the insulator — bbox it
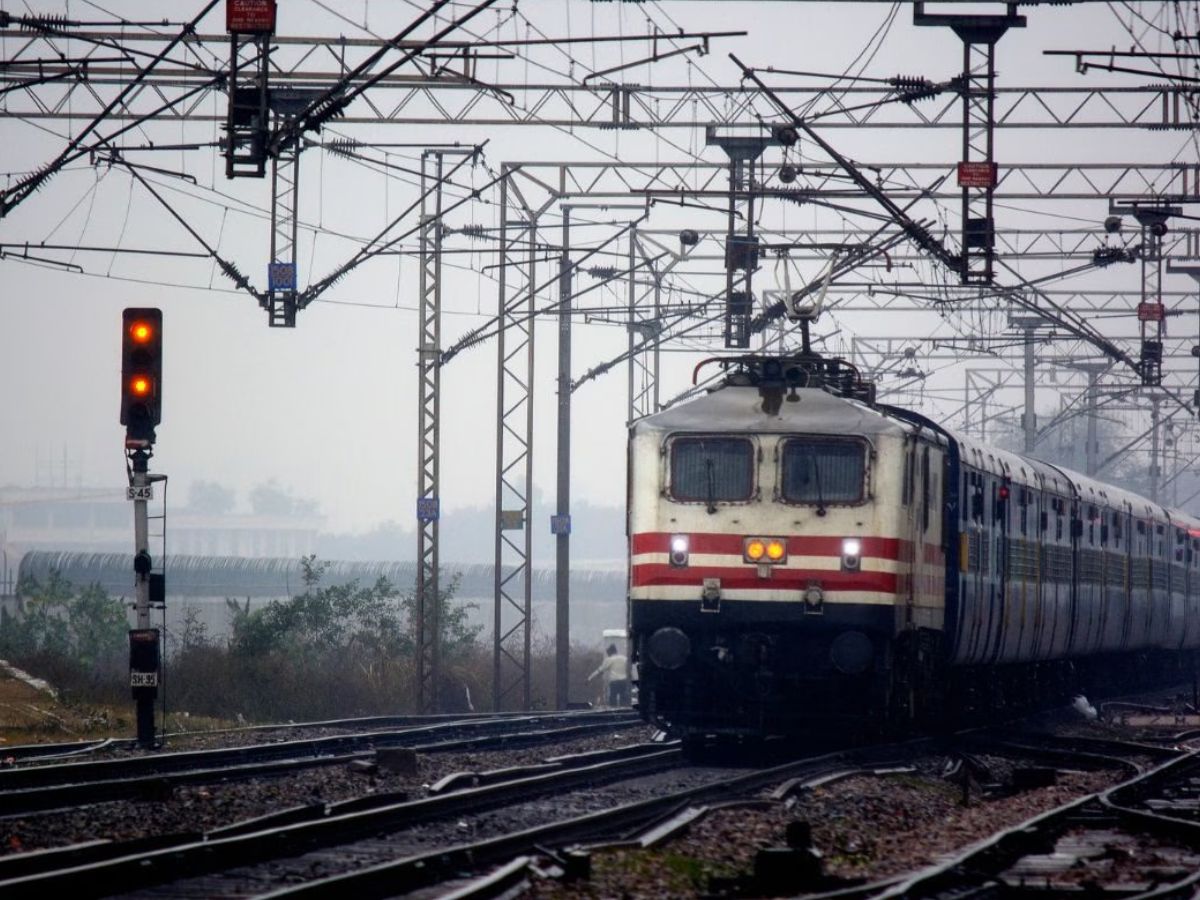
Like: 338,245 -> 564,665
459,224 -> 488,240
587,266 -> 620,280
21,13 -> 68,31
326,137 -> 361,158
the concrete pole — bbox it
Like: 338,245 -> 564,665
1149,397 -> 1161,504
1085,368 -> 1099,477
555,209 -> 572,709
1023,324 -> 1036,454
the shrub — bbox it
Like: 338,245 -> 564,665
0,571 -> 129,704
167,556 -> 484,721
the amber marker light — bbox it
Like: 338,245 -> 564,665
744,538 -> 766,562
766,539 -> 786,562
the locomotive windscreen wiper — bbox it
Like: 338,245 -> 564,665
811,455 -> 827,517
705,458 -> 717,515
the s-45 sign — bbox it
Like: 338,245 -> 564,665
126,485 -> 154,501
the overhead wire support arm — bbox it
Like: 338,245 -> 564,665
116,160 -> 263,303
297,146 -> 492,310
583,38 -> 711,85
441,211 -> 651,366
267,0 -> 497,156
730,53 -> 960,272
0,0 -> 222,218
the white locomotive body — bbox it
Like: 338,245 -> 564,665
627,362 -> 1200,738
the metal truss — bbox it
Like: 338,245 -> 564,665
493,170 -> 552,711
627,231 -> 690,422
267,137 -> 299,327
2,45 -> 1194,131
416,149 -> 463,715
822,286 -> 1198,313
959,40 -> 999,283
630,224 -> 1197,261
501,161 -> 1200,203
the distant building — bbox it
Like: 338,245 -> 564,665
0,485 -> 323,565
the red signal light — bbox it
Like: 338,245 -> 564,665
998,485 -> 1010,501
130,321 -> 154,343
130,376 -> 153,397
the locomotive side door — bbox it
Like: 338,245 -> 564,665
898,434 -> 919,630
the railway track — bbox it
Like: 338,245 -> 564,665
0,710 -> 639,816
0,709 -> 621,765
843,748 -> 1200,898
0,739 -> 685,897
4,711 -> 1191,897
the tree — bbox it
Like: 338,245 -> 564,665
187,480 -> 236,514
0,571 -> 128,700
249,479 -> 319,516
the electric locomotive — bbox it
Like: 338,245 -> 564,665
627,354 -> 1200,739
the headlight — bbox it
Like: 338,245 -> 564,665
842,537 -> 862,571
669,534 -> 689,567
745,538 -> 766,561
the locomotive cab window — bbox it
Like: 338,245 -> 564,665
780,437 -> 867,505
668,436 -> 755,503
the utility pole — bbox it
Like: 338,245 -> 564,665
1011,316 -> 1046,454
1166,262 -> 1200,417
554,207 -> 573,710
1056,360 -> 1110,476
1149,396 -> 1162,504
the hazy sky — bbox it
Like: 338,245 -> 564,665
2,1 -> 1195,543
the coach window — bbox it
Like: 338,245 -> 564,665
781,437 -> 867,505
669,436 -> 755,503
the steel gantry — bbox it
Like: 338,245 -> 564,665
3,52 -> 1196,132
493,170 -> 553,711
415,148 -> 481,714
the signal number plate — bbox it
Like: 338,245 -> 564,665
130,671 -> 158,688
126,485 -> 154,501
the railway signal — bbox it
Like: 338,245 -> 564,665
121,308 -> 163,443
121,307 -> 165,749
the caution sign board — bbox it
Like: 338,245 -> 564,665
1137,302 -> 1165,322
957,161 -> 998,189
227,0 -> 277,34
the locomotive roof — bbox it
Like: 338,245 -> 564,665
636,383 -> 1200,532
633,385 -> 909,438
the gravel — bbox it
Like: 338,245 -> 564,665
0,726 -> 657,855
523,763 -> 1123,898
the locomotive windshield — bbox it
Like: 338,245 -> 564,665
669,437 -> 754,502
781,438 -> 866,504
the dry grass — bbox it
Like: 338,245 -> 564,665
0,672 -> 124,746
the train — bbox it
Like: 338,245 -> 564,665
626,354 -> 1200,740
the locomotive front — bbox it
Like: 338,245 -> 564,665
628,382 -> 919,738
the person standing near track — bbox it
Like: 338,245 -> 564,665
588,643 -> 629,707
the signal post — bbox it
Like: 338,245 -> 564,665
121,308 -> 164,749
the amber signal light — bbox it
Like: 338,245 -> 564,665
121,307 -> 163,441
744,537 -> 787,564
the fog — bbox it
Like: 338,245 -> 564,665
1,0 -> 1193,567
